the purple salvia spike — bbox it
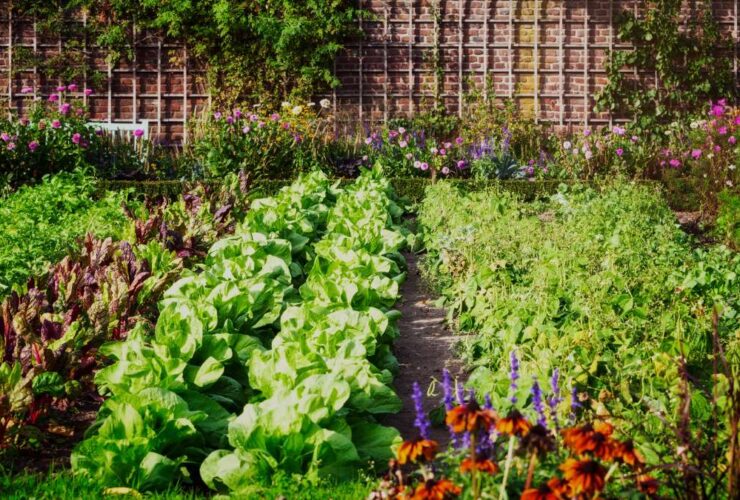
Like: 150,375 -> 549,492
442,369 -> 455,411
412,381 -> 432,440
531,380 -> 547,429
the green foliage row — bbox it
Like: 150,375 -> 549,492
418,181 -> 739,495
0,170 -> 131,297
71,168 -> 408,493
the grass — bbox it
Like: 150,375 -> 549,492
0,468 -> 374,499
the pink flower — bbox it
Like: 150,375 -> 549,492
243,126 -> 251,134
612,125 -> 626,136
399,140 -> 408,148
52,120 -> 61,129
28,140 -> 39,152
21,86 -> 33,94
67,84 -> 78,92
1,133 -> 9,142
257,121 -> 265,128
718,126 -> 728,135
365,137 -> 373,145
457,160 -> 466,169
213,111 -> 222,120
389,130 -> 399,139
71,133 -> 81,144
282,122 -> 291,130
60,103 -> 71,115
270,113 -> 280,121
420,162 -> 429,171
630,135 -> 639,143
583,129 -> 591,137
691,149 -> 702,159
439,148 -> 447,156
293,134 -> 302,143
226,116 -> 234,125
615,148 -> 624,157
714,145 -> 722,152
441,166 -> 450,175
455,136 -> 464,145
405,153 -> 413,160
234,109 -> 242,119
133,129 -> 144,138
56,85 -> 66,92
48,94 -> 59,102
730,136 -> 737,145
6,142 -> 15,151
710,101 -> 725,117
430,147 -> 438,155
444,142 -> 452,149
84,88 -> 93,96
669,158 -> 681,168
734,116 -> 740,126
398,127 -> 406,134
249,114 -> 258,122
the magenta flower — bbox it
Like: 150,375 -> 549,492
631,135 -> 638,143
398,127 -> 406,134
389,130 -> 399,139
242,126 -> 251,134
714,145 -> 722,152
213,111 -> 222,120
67,84 -> 78,92
612,125 -> 626,136
226,116 -> 234,125
691,149 -> 702,159
583,128 -> 591,137
0,133 -> 9,142
133,129 -> 144,138
457,160 -> 466,169
455,136 -> 464,145
710,101 -> 725,117
730,136 -> 737,145
270,113 -> 280,121
718,126 -> 728,135
669,158 -> 681,168
51,119 -> 61,129
735,116 -> 740,126
615,148 -> 624,157
439,148 -> 447,156
364,136 -> 373,145
21,86 -> 33,94
48,94 -> 59,102
420,162 -> 429,171
444,142 -> 452,149
257,121 -> 265,128
441,166 -> 450,175
399,140 -> 408,148
56,85 -> 66,92
60,103 -> 71,115
282,122 -> 291,130
7,142 -> 15,151
234,109 -> 242,119
28,140 -> 39,152
71,133 -> 81,144
293,134 -> 303,143
84,88 -> 93,96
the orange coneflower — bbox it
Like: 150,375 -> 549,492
397,438 -> 439,465
409,478 -> 462,500
460,456 -> 499,475
561,422 -> 617,461
614,439 -> 645,469
636,474 -> 659,496
559,458 -> 607,495
495,409 -> 532,437
445,400 -> 497,434
520,477 -> 570,500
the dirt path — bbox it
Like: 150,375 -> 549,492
384,251 -> 466,443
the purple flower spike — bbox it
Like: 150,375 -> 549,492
412,382 -> 431,440
442,369 -> 455,411
456,380 -> 465,405
509,349 -> 520,404
484,393 -> 493,410
569,383 -> 582,423
548,369 -> 561,431
531,381 -> 547,428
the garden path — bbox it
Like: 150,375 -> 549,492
383,250 -> 466,443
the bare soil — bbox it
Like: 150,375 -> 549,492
382,251 -> 466,443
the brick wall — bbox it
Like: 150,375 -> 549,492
0,1 -> 737,142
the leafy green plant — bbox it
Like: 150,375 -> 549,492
716,189 -> 740,248
595,0 -> 734,128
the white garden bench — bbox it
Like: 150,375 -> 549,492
87,120 -> 150,140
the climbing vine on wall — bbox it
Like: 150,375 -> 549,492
11,1 -> 364,105
595,0 -> 734,130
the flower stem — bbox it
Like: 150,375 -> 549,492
499,435 -> 516,500
524,451 -> 537,490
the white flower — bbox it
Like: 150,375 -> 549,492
291,105 -> 303,116
581,145 -> 589,154
729,164 -> 736,170
281,101 -> 291,109
563,141 -> 572,150
585,150 -> 593,160
319,98 -> 331,109
727,180 -> 734,187
572,148 -> 579,156
307,101 -> 316,107
690,121 -> 699,129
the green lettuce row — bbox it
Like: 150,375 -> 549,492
71,171 -> 339,490
200,170 -> 411,493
